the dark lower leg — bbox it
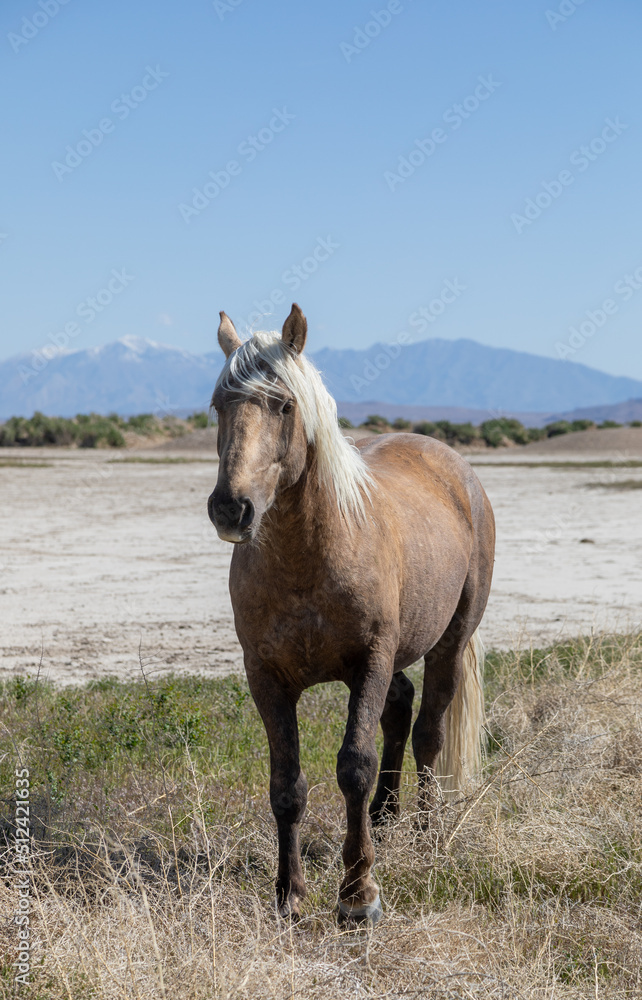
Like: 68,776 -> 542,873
247,672 -> 308,918
337,667 -> 390,910
413,655 -> 461,812
272,768 -> 308,915
369,671 -> 414,825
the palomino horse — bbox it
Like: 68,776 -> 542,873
207,304 -> 495,924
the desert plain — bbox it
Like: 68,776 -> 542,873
2,426 -> 641,686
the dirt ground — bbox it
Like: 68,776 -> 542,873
1,428 -> 642,686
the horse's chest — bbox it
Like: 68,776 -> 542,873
233,587 -> 371,684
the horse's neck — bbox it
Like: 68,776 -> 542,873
259,452 -> 343,565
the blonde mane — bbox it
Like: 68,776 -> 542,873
215,331 -> 373,520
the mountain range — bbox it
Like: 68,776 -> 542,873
1,335 -> 641,425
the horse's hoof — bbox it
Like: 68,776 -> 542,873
337,894 -> 382,928
277,897 -> 302,921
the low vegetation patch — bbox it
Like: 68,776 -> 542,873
1,633 -> 641,997
585,478 -> 642,490
107,456 -> 217,464
0,411 -> 211,448
344,414 -> 638,448
0,460 -> 52,468
470,459 -> 642,469
3,410 -> 640,451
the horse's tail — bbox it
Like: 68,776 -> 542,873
434,629 -> 485,796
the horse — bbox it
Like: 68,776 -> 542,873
207,303 -> 495,924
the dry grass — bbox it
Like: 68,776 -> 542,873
585,480 -> 642,491
1,633 -> 641,998
468,461 -> 642,469
0,461 -> 52,468
106,457 -> 216,464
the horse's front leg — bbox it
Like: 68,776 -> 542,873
337,661 -> 392,924
246,667 -> 308,919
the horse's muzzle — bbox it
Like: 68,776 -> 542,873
207,491 -> 255,543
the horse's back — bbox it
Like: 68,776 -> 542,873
357,432 -> 489,523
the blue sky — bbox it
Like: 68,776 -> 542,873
1,0 -> 641,377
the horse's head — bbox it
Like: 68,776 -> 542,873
208,304 -> 309,543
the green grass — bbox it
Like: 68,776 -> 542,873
0,672 -> 348,821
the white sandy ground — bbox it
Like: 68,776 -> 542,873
1,446 -> 641,686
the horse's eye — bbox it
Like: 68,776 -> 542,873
281,401 -> 294,415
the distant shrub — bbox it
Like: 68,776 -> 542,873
446,421 -> 480,445
526,427 -> 547,442
160,416 -> 187,438
77,416 -> 126,448
480,418 -> 530,447
630,420 -> 642,428
412,421 -> 437,436
361,414 -> 390,432
412,420 -> 480,446
338,416 -> 354,429
188,411 -> 210,429
544,420 -> 572,438
391,417 -> 412,430
431,421 -> 480,445
0,412 -> 78,447
480,424 -> 505,448
0,412 -> 126,448
125,413 -> 157,435
599,420 -> 622,429
545,419 -> 596,437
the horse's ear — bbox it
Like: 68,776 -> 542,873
282,303 -> 307,355
218,312 -> 242,358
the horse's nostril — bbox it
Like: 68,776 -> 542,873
239,498 -> 255,530
209,492 -> 255,533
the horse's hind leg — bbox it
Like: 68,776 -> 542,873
412,607 -> 475,813
369,671 -> 414,827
